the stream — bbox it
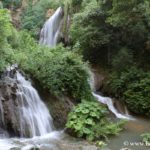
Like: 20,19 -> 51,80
107,117 -> 150,150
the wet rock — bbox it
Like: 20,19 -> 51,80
39,144 -> 60,150
10,148 -> 21,150
91,67 -> 106,91
120,148 -> 131,150
0,75 -> 20,137
30,148 -> 40,150
33,78 -> 75,129
43,93 -> 75,129
57,140 -> 98,150
46,9 -> 55,18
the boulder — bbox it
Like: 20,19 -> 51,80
41,93 -> 75,129
0,77 -> 21,137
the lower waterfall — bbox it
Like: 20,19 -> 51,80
90,71 -> 132,120
93,93 -> 131,119
16,71 -> 53,137
0,69 -> 54,138
0,68 -> 61,150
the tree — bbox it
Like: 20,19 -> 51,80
0,9 -> 13,72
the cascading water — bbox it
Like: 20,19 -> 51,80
0,67 -> 59,149
39,7 -> 64,47
90,71 -> 132,119
16,71 -> 53,137
92,93 -> 130,119
0,67 -> 53,138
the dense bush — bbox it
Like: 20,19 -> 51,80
0,9 -> 13,72
106,67 -> 145,97
70,0 -> 111,65
141,133 -> 150,143
71,0 -> 83,13
124,75 -> 150,117
66,101 -> 125,141
2,0 -> 22,9
106,67 -> 150,117
14,31 -> 93,101
70,0 -> 150,68
111,47 -> 133,74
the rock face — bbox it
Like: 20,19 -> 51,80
46,9 -> 55,18
0,68 -> 75,137
32,78 -> 75,129
39,91 -> 75,129
48,96 -> 74,129
0,72 -> 21,137
91,68 -> 106,91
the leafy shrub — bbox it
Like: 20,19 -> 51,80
141,133 -> 150,143
111,47 -> 133,74
70,0 -> 150,67
124,74 -> 150,117
2,0 -> 22,9
31,46 -> 93,101
70,0 -> 113,65
14,31 -> 93,101
0,9 -> 13,72
66,101 -> 125,141
72,0 -> 82,6
0,9 -> 12,45
106,67 -> 146,97
71,0 -> 83,13
106,67 -> 150,117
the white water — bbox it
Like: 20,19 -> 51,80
0,100 -> 4,127
0,131 -> 62,150
90,71 -> 132,120
0,68 -> 63,150
16,71 -> 53,137
92,93 -> 131,119
0,7 -> 64,147
39,7 -> 63,47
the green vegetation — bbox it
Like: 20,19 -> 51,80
124,74 -> 150,117
0,2 -> 93,101
106,68 -> 146,97
0,0 -> 150,144
70,0 -> 150,67
141,133 -> 150,143
13,31 -> 93,101
66,101 -> 125,141
0,9 -> 13,72
2,0 -> 22,9
69,0 -> 150,117
106,68 -> 150,117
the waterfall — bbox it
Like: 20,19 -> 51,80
92,93 -> 130,119
39,7 -> 63,47
0,67 -> 54,138
0,100 -> 4,127
16,71 -> 53,137
90,71 -> 132,120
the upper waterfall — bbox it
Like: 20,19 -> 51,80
39,7 -> 64,47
